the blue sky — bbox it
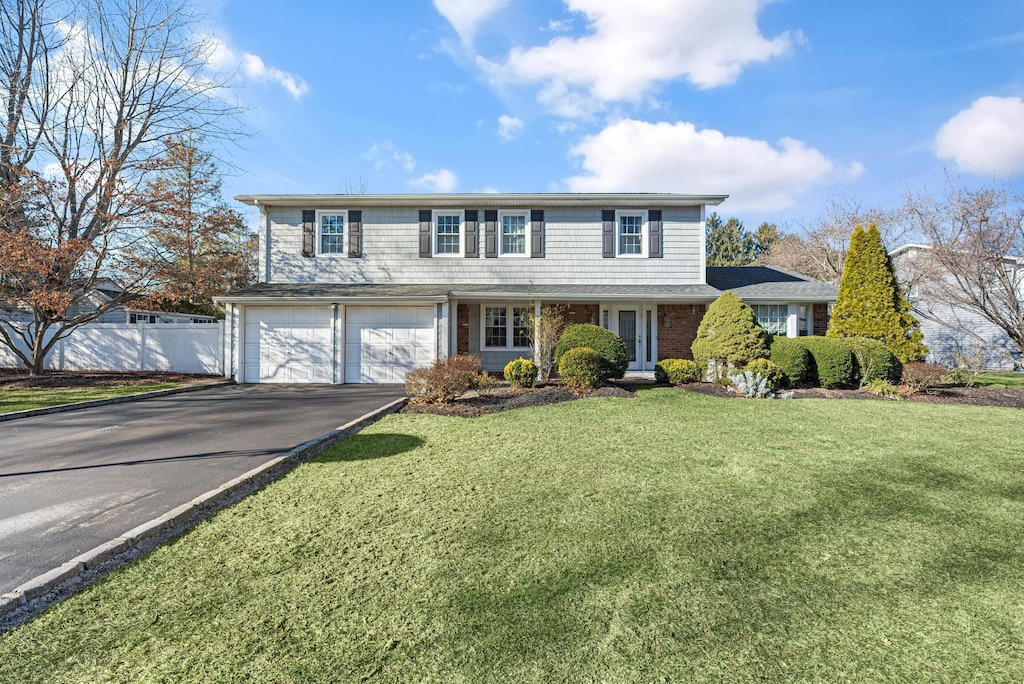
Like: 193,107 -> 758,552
202,0 -> 1024,229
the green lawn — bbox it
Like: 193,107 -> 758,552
975,371 -> 1024,390
3,389 -> 1024,682
0,383 -> 181,414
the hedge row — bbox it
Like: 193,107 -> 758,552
769,335 -> 902,389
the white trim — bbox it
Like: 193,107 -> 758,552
237,193 -> 730,209
479,302 -> 532,351
433,209 -> 465,257
615,209 -> 649,258
498,210 -> 529,257
315,209 -> 348,257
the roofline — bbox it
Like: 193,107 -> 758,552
890,241 -> 1024,264
214,295 -> 449,305
215,290 -> 835,304
235,193 -> 729,209
449,290 -> 717,302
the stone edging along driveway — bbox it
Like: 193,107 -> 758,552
0,379 -> 234,423
0,395 -> 409,632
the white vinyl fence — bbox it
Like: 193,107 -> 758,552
0,322 -> 223,375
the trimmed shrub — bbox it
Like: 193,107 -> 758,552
554,324 -> 629,380
769,336 -> 811,387
654,359 -> 702,385
902,361 -> 946,394
841,336 -> 902,385
504,357 -> 538,389
745,358 -> 784,391
797,336 -> 856,389
405,354 -> 482,404
691,292 -> 769,370
558,347 -> 602,391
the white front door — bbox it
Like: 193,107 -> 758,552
345,306 -> 436,383
609,303 -> 654,373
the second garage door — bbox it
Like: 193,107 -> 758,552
345,307 -> 436,383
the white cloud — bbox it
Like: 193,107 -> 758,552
479,0 -> 794,116
433,0 -> 509,44
476,186 -> 501,193
497,114 -> 524,141
410,168 -> 459,193
208,38 -> 308,99
544,19 -> 573,32
363,141 -> 417,172
565,119 -> 855,213
935,96 -> 1024,176
395,151 -> 417,172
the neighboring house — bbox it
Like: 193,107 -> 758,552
891,243 -> 1021,370
217,194 -> 838,384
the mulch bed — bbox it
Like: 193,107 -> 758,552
401,383 -> 637,418
0,369 -> 216,390
683,382 -> 1024,409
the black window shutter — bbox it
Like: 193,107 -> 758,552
465,209 -> 479,257
649,209 -> 663,258
484,209 -> 498,258
601,209 -> 615,258
348,210 -> 362,258
419,210 -> 432,258
530,209 -> 545,258
302,210 -> 316,257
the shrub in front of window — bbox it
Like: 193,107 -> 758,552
558,347 -> 602,391
691,292 -> 769,371
472,371 -> 500,397
901,362 -> 946,395
405,354 -> 482,404
504,357 -> 538,389
554,323 -> 629,380
745,358 -> 784,391
840,336 -> 902,386
654,359 -> 702,385
796,337 -> 856,389
769,336 -> 811,387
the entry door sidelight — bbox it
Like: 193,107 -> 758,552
618,310 -> 637,363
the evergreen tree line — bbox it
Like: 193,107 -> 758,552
705,212 -> 781,266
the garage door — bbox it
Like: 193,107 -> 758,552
345,306 -> 436,383
244,307 -> 334,383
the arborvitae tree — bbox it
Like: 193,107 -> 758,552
691,291 -> 770,370
827,223 -> 927,363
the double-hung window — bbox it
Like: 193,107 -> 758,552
483,305 -> 531,348
617,212 -> 645,256
435,212 -> 462,255
318,212 -> 345,255
500,212 -> 527,255
752,304 -> 789,336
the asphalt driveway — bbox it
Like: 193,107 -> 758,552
0,384 -> 407,595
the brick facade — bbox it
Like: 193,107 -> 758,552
812,303 -> 829,336
457,303 -> 470,355
656,304 -> 706,360
557,303 -> 599,326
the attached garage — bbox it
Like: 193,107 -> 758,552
243,307 -> 334,383
345,306 -> 436,383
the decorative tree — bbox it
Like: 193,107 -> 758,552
691,291 -> 770,370
827,224 -> 927,363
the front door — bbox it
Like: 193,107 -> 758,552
618,310 -> 640,371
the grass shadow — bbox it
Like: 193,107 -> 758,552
316,433 -> 425,463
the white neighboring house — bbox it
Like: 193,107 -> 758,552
216,193 -> 839,385
891,243 -> 1022,371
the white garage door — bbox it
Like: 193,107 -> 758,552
345,306 -> 436,383
244,307 -> 334,383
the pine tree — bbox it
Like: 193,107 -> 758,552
691,291 -> 770,370
706,213 -> 756,266
827,223 -> 927,362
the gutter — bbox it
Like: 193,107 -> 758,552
234,193 -> 729,209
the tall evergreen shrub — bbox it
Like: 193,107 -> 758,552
691,292 -> 769,370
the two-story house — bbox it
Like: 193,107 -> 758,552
217,194 -> 837,384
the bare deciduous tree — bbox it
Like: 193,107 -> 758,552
0,0 -> 242,374
901,181 -> 1024,370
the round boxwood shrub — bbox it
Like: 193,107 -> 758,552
797,336 -> 856,389
503,357 -> 538,389
840,337 -> 902,385
745,358 -> 784,391
558,347 -> 601,390
554,323 -> 629,380
769,336 -> 811,387
691,292 -> 769,371
654,359 -> 702,385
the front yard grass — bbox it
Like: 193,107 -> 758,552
0,384 -> 181,414
2,388 -> 1023,682
975,371 -> 1024,390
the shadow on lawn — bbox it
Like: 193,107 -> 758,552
317,433 -> 425,463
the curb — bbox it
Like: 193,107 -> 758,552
0,379 -> 234,423
0,395 -> 409,626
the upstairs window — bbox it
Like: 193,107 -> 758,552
752,304 -> 789,336
435,213 -> 462,255
483,305 -> 531,348
618,213 -> 644,256
319,213 -> 345,254
501,212 -> 527,255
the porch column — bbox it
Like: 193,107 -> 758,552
533,300 -> 542,366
